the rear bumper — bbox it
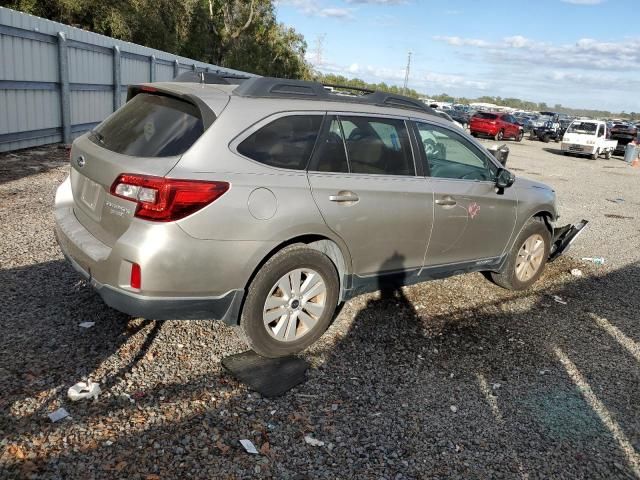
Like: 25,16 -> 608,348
59,242 -> 243,321
53,176 -> 248,324
470,125 -> 498,136
561,143 -> 596,155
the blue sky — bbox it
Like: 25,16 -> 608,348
274,0 -> 640,112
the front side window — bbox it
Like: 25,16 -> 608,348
90,93 -> 204,157
237,115 -> 322,170
415,122 -> 495,181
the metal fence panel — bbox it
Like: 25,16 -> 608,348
0,6 -> 256,152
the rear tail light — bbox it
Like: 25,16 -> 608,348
110,174 -> 229,222
130,263 -> 141,289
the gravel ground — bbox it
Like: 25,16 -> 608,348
1,141 -> 639,479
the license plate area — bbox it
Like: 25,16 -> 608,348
81,178 -> 101,209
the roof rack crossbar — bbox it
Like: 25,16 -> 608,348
233,77 -> 434,114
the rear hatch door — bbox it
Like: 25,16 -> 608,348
471,113 -> 497,130
70,89 -> 209,246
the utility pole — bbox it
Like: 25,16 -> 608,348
314,34 -> 326,66
403,51 -> 412,95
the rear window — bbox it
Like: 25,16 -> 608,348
89,93 -> 204,157
237,115 -> 322,170
567,122 -> 597,134
474,113 -> 498,120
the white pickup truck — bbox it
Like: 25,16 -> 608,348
561,120 -> 617,160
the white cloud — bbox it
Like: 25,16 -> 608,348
561,0 -> 606,4
433,34 -> 640,71
275,0 -> 354,19
345,0 -> 407,4
310,56 -> 490,92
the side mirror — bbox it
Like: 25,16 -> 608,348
495,168 -> 515,190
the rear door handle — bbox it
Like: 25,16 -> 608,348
435,196 -> 457,206
329,192 -> 359,203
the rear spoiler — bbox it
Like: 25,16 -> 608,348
126,84 -> 217,129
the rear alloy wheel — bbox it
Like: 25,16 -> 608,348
495,130 -> 504,141
487,217 -> 550,291
238,246 -> 339,357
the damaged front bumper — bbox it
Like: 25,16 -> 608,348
549,219 -> 589,261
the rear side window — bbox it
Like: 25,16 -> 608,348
342,116 -> 414,176
474,113 -> 498,120
90,93 -> 204,157
238,115 -> 322,170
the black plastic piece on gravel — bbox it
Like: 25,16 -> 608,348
221,351 -> 308,397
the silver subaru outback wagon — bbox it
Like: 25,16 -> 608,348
54,76 -> 586,357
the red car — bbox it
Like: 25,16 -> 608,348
470,112 -> 523,141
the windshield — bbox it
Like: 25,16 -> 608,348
567,122 -> 598,134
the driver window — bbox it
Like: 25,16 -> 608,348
597,125 -> 604,137
415,122 -> 496,181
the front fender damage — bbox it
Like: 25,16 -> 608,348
549,219 -> 589,261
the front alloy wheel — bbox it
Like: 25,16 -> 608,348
485,217 -> 550,291
515,234 -> 545,282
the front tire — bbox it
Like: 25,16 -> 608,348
590,150 -> 599,160
487,218 -> 550,291
516,131 -> 523,142
239,246 -> 339,358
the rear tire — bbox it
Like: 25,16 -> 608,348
487,217 -> 550,291
516,131 -> 523,142
542,134 -> 551,143
604,150 -> 612,159
495,130 -> 504,141
238,246 -> 339,358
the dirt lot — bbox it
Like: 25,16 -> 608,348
1,140 -> 639,479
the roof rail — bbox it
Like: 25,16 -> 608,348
172,71 -> 252,85
233,77 -> 435,115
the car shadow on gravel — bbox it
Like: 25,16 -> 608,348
0,259 -> 156,424
308,258 -> 640,479
2,258 -> 639,479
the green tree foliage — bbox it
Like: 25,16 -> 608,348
2,0 -> 312,78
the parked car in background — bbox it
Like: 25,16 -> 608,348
434,109 -> 465,129
448,109 -> 471,128
561,120 -> 617,159
54,76 -> 584,357
609,122 -> 638,156
470,112 -> 523,141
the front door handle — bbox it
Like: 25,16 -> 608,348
329,192 -> 359,203
435,196 -> 457,207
